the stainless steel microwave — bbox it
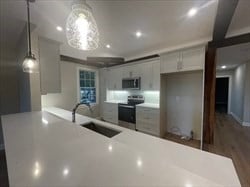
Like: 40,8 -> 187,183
122,77 -> 141,90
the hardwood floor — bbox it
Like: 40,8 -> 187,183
204,113 -> 250,187
0,150 -> 9,187
164,132 -> 201,149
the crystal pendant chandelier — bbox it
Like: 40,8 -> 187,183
22,0 -> 39,73
66,0 -> 99,50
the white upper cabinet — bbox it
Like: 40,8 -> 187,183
103,59 -> 161,92
160,46 -> 205,74
141,60 -> 160,91
39,37 -> 61,95
160,51 -> 180,74
122,64 -> 140,78
181,47 -> 205,71
152,61 -> 160,90
107,67 -> 122,90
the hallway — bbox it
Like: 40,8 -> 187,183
204,113 -> 250,186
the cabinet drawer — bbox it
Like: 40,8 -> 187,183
136,107 -> 159,122
136,120 -> 159,136
136,107 -> 159,114
103,103 -> 118,110
103,113 -> 118,124
103,109 -> 118,116
136,114 -> 159,124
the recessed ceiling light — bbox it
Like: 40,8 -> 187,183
221,65 -> 227,69
106,44 -> 111,49
56,26 -> 63,31
63,168 -> 69,176
188,8 -> 198,17
136,31 -> 142,38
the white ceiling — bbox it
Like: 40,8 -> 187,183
217,42 -> 250,70
226,0 -> 250,38
0,0 -> 249,61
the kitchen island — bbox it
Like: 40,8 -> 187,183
1,107 -> 240,186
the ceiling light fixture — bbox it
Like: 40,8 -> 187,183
56,26 -> 63,31
22,0 -> 39,73
106,44 -> 111,49
136,31 -> 142,38
221,65 -> 227,69
66,0 -> 99,50
188,8 -> 197,17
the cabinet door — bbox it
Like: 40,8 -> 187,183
141,62 -> 152,90
152,61 -> 160,90
122,64 -> 140,78
181,47 -> 205,71
106,69 -> 115,90
114,67 -> 122,90
103,102 -> 118,124
160,52 -> 180,74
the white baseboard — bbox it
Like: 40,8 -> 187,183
242,122 -> 250,127
0,144 -> 4,150
230,112 -> 243,124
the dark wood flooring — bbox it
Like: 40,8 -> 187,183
0,150 -> 9,187
204,113 -> 250,187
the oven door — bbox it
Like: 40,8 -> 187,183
118,104 -> 135,124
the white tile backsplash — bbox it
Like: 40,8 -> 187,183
107,90 -> 159,104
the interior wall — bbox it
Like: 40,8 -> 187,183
29,31 -> 41,111
164,70 -> 203,140
231,63 -> 246,122
16,27 -> 41,112
0,47 -> 20,149
41,61 -> 100,118
243,61 -> 250,125
17,27 -> 31,112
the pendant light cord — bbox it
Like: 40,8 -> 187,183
26,0 -> 32,56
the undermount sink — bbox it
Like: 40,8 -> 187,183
81,122 -> 121,138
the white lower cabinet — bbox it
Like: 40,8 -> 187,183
136,106 -> 160,136
103,102 -> 118,124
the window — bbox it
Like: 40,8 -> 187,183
79,70 -> 96,104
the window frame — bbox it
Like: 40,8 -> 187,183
77,67 -> 99,105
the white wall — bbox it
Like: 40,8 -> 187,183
243,62 -> 250,125
231,63 -> 246,122
0,47 -> 19,149
16,27 -> 41,112
41,61 -> 100,118
164,71 -> 203,140
216,69 -> 234,77
0,27 -> 41,149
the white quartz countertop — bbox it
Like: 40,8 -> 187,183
1,107 -> 240,187
104,100 -> 126,104
136,103 -> 159,109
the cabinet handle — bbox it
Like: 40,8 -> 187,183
177,61 -> 183,70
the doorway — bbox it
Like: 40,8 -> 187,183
215,77 -> 229,113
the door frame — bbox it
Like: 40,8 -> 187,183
216,75 -> 232,114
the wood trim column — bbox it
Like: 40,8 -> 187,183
203,47 -> 216,144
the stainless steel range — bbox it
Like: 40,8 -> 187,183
118,95 -> 144,130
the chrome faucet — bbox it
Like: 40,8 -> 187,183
72,101 -> 91,122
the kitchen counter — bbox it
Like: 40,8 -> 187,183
1,108 -> 240,187
104,100 -> 127,104
137,103 -> 159,109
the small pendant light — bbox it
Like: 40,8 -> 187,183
22,0 -> 39,73
66,0 -> 99,50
